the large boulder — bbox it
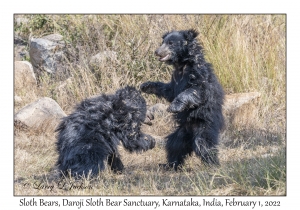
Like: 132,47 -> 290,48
146,92 -> 261,146
147,92 -> 261,127
14,61 -> 37,90
29,34 -> 65,74
14,97 -> 66,132
223,92 -> 261,112
223,92 -> 261,127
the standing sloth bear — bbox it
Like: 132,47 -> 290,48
141,29 -> 224,170
55,86 -> 155,177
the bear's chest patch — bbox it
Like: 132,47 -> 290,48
172,68 -> 190,95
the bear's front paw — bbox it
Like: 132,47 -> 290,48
149,138 -> 156,149
145,135 -> 156,149
167,100 -> 186,113
143,110 -> 154,126
140,82 -> 155,94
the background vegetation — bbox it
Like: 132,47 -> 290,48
14,14 -> 286,195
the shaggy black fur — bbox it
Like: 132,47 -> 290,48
141,29 -> 224,170
55,86 -> 155,177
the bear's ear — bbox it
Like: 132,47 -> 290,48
183,29 -> 199,41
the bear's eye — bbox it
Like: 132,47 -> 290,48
168,41 -> 173,45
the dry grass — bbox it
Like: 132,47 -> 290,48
14,14 -> 286,196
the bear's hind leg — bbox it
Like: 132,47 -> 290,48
163,127 -> 193,171
193,129 -> 220,166
107,153 -> 124,173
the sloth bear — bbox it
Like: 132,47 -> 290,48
141,29 -> 224,170
55,86 -> 155,177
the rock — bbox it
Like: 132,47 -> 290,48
42,34 -> 65,44
223,92 -> 261,112
14,97 -> 66,132
29,34 -> 65,74
89,51 -> 117,69
223,92 -> 261,127
15,61 -> 37,89
147,92 -> 261,128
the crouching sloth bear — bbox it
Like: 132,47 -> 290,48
141,29 -> 224,170
55,86 -> 155,177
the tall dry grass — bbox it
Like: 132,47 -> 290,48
14,14 -> 286,195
